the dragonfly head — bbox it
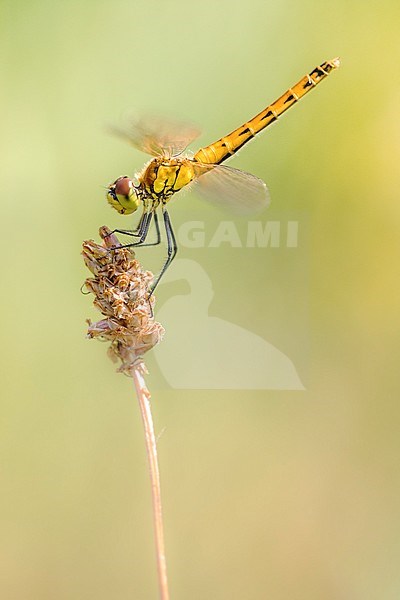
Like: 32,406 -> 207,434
106,176 -> 141,215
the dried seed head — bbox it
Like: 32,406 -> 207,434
82,226 -> 164,376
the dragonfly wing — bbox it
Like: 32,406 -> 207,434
193,163 -> 270,215
109,114 -> 201,158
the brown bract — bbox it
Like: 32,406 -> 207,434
82,226 -> 164,376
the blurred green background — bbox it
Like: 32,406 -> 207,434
1,1 -> 399,598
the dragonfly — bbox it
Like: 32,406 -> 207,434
106,58 -> 340,292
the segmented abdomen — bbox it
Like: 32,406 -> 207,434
194,58 -> 340,165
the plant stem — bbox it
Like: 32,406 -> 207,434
131,362 -> 169,600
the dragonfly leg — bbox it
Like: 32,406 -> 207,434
110,211 -> 153,249
106,210 -> 147,238
132,212 -> 161,248
146,212 -> 161,247
110,211 -> 162,250
149,208 -> 177,296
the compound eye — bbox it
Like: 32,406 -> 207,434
106,175 -> 140,215
114,176 -> 133,197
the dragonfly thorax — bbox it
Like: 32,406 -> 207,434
139,157 -> 196,205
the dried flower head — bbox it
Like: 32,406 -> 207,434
82,226 -> 164,376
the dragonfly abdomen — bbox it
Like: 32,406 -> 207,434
194,58 -> 340,166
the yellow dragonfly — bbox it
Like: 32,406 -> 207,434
106,58 -> 340,292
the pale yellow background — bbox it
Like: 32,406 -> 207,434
1,1 -> 399,598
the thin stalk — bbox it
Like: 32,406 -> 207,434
131,362 -> 169,600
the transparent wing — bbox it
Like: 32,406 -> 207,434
193,162 -> 270,215
109,114 -> 201,158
